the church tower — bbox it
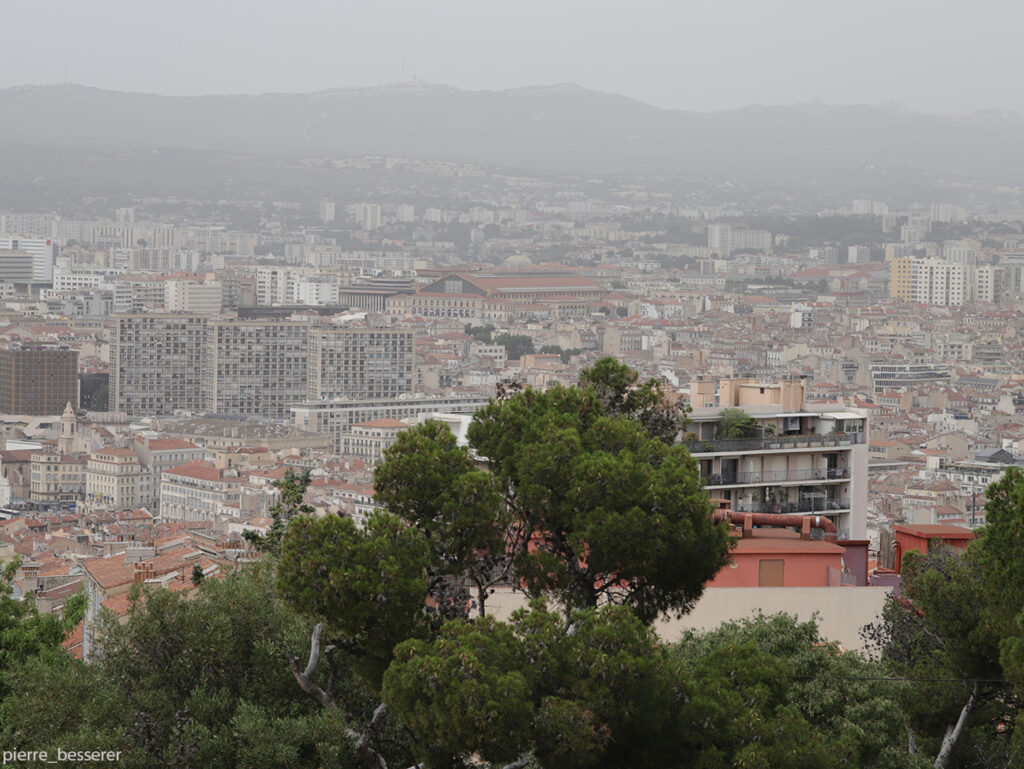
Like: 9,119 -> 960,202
58,401 -> 77,455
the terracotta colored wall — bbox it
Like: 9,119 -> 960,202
894,531 -> 970,571
709,550 -> 843,588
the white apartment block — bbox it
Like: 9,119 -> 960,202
911,259 -> 967,306
52,268 -> 109,292
256,266 -> 297,306
163,279 -> 223,313
360,203 -> 382,231
0,236 -> 55,282
112,315 -> 418,418
85,448 -> 146,512
931,203 -> 967,224
319,200 -> 336,224
687,377 -> 868,540
159,461 -> 242,523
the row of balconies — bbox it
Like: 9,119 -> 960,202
703,467 -> 849,487
728,498 -> 851,515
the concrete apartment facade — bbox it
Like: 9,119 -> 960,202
686,377 -> 869,540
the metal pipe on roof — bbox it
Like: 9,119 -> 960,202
711,510 -> 839,543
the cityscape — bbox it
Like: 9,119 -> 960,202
3,3 -> 1024,767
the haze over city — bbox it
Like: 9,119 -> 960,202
4,0 -> 1024,114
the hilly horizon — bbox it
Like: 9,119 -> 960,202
2,81 -> 1023,205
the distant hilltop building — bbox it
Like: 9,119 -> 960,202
318,200 -> 336,224
851,199 -> 889,216
707,224 -> 772,257
359,203 -> 382,231
930,203 -> 967,224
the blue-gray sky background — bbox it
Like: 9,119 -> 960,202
3,0 -> 1020,114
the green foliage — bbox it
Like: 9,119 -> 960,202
974,467 -> 1024,683
243,468 -> 315,555
716,407 -> 759,439
386,604 -> 870,769
383,616 -> 533,764
677,613 -> 929,769
374,421 -> 508,615
493,333 -> 535,360
864,542 -> 1016,768
469,382 -> 731,623
465,323 -> 495,344
385,603 -> 683,769
277,512 -> 431,682
0,559 -> 84,679
2,561 -> 375,769
579,357 -> 690,443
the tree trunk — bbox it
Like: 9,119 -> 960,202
291,623 -> 393,769
934,682 -> 978,769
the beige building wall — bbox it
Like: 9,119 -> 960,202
485,586 -> 893,652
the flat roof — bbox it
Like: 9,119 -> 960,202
894,524 -> 975,540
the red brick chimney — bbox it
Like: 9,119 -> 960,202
133,561 -> 155,584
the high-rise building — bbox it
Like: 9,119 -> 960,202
930,203 -> 967,224
319,200 -> 336,224
202,320 -> 310,418
0,348 -> 78,415
889,257 -> 914,301
112,316 -> 417,419
0,237 -> 55,282
309,327 -> 415,401
360,204 -> 382,231
111,315 -> 208,416
0,250 -> 36,283
707,225 -> 772,256
396,204 -> 416,223
910,259 -> 967,306
847,246 -> 871,264
256,266 -> 296,306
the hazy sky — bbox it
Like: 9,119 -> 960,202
3,0 -> 1022,114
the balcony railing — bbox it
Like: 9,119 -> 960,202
728,499 -> 850,515
683,432 -> 865,454
703,467 -> 849,486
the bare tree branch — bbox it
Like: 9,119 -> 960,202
347,703 -> 391,769
290,624 -> 393,769
934,681 -> 978,769
288,623 -> 334,709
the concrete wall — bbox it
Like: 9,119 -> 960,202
485,585 -> 893,652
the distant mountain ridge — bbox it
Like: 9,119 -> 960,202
2,82 -> 1023,191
